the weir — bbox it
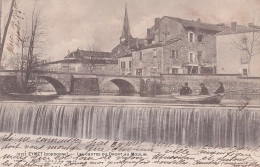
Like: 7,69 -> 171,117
0,103 -> 259,148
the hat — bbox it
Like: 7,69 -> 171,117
199,83 -> 205,86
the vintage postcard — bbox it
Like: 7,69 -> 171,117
0,0 -> 260,166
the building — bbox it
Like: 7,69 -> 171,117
42,49 -> 118,75
216,22 -> 260,77
130,16 -> 227,76
132,43 -> 163,76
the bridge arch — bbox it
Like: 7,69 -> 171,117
38,76 -> 67,95
99,78 -> 139,94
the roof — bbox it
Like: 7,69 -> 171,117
41,58 -> 118,66
111,37 -> 146,57
121,53 -> 132,57
131,43 -> 163,51
160,16 -> 227,32
131,38 -> 181,51
216,25 -> 260,35
65,50 -> 112,59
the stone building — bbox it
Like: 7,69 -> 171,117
42,49 -> 118,75
132,43 -> 163,76
131,16 -> 227,76
216,22 -> 260,77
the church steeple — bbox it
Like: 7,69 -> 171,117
120,3 -> 132,42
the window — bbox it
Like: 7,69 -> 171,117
171,50 -> 178,59
242,69 -> 248,76
139,51 -> 143,60
189,52 -> 194,63
197,34 -> 203,42
77,66 -> 81,72
153,49 -> 157,58
172,68 -> 178,74
69,66 -> 76,72
129,61 -> 132,69
197,52 -> 202,64
188,32 -> 195,42
188,66 -> 198,74
136,69 -> 142,76
151,67 -> 158,74
121,61 -> 125,70
242,37 -> 247,44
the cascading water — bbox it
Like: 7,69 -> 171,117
0,103 -> 259,148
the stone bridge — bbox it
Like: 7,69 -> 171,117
37,72 -> 73,95
0,71 -> 159,95
38,72 -> 159,95
98,75 -> 143,94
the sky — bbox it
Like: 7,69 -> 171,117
1,0 -> 260,62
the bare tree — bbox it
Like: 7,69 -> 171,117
0,0 -> 16,66
8,6 -> 46,93
85,44 -> 101,74
233,25 -> 260,76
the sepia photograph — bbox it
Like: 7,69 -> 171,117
0,0 -> 260,166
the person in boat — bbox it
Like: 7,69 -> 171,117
214,82 -> 225,94
180,82 -> 192,95
199,83 -> 209,95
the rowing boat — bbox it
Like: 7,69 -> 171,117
174,93 -> 225,104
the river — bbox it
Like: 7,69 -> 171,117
0,94 -> 259,148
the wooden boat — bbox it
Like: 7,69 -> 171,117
174,93 -> 225,104
0,93 -> 58,102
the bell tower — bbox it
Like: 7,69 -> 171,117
120,3 -> 132,43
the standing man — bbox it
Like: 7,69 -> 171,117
180,82 -> 192,95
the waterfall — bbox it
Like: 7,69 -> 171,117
0,103 -> 259,147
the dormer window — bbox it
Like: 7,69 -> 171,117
188,32 -> 195,42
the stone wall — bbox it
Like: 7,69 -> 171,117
93,64 -> 119,75
0,76 -> 19,94
72,78 -> 99,95
161,74 -> 260,99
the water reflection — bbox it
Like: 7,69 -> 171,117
52,93 -> 178,104
1,92 -> 260,106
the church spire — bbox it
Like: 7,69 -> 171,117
120,3 -> 132,42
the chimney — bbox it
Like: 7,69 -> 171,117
155,18 -> 160,29
231,22 -> 237,31
197,18 -> 201,22
248,22 -> 254,27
